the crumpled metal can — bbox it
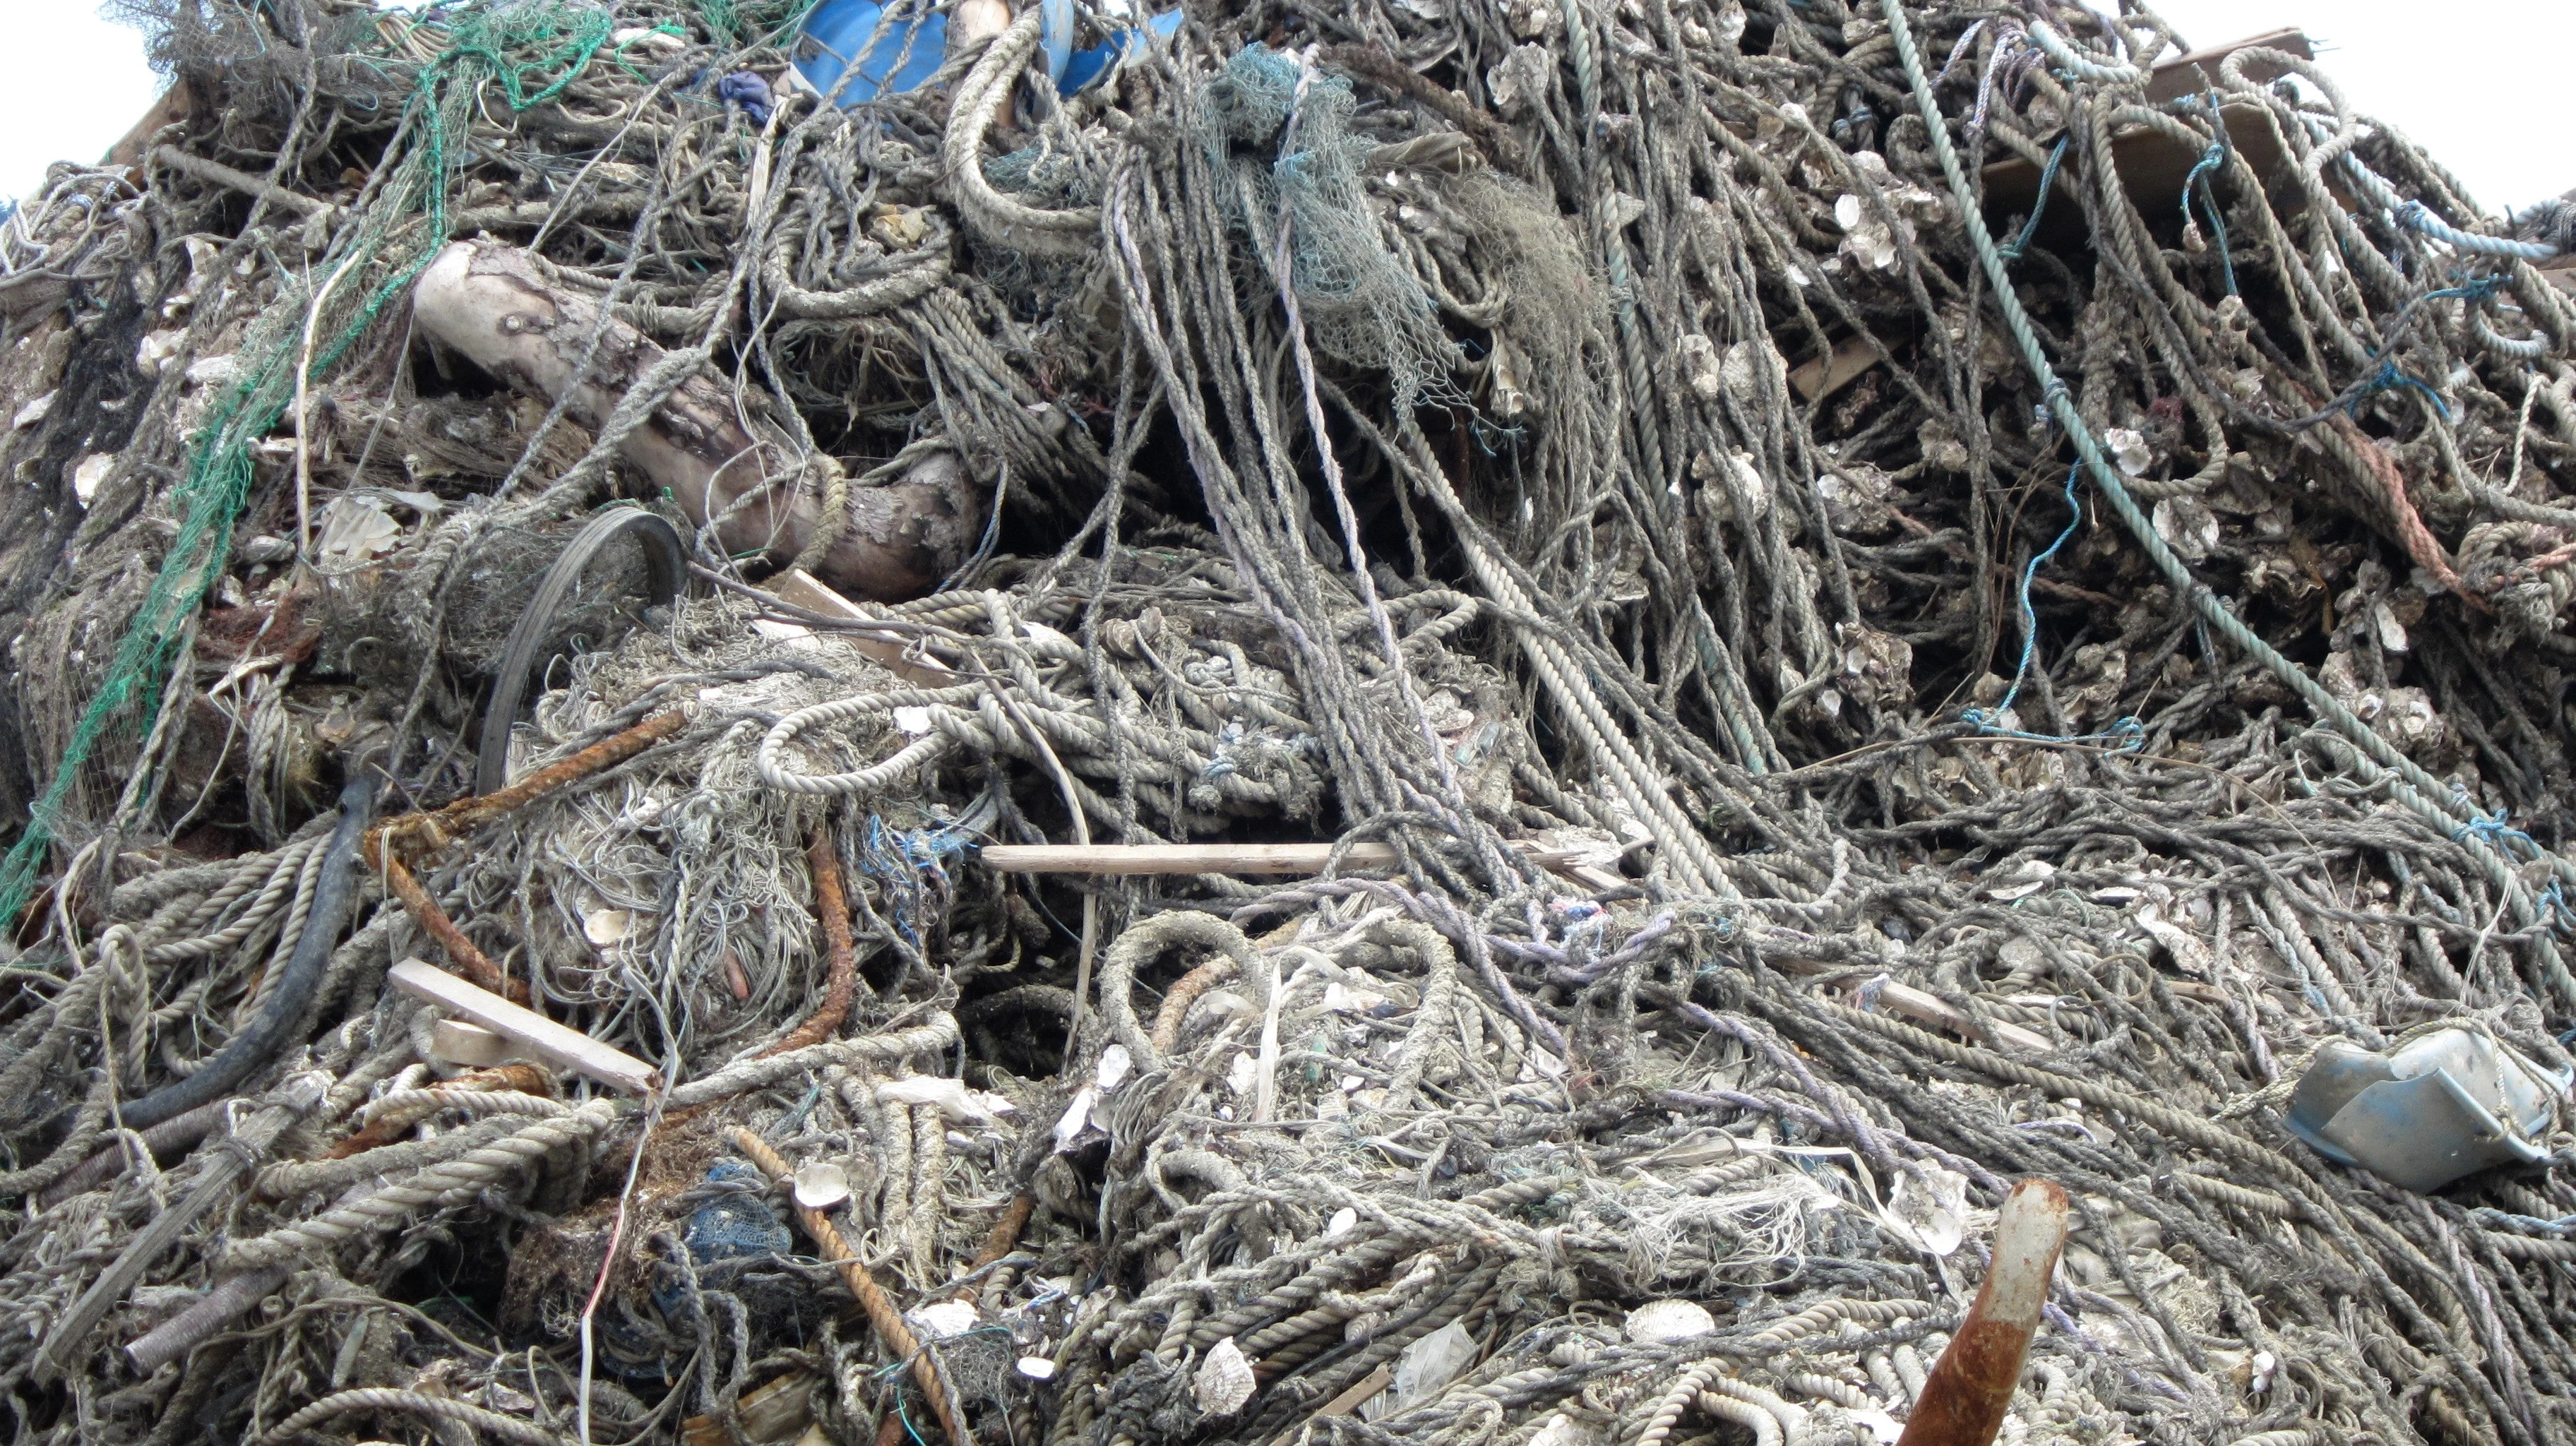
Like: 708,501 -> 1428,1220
2287,1027 -> 2570,1193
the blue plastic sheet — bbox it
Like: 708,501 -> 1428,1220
794,0 -> 1181,106
794,0 -> 951,104
1059,9 -> 1183,95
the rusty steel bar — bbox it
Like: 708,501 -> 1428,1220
1895,1177 -> 2070,1446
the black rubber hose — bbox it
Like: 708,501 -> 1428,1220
119,773 -> 377,1130
475,506 -> 685,796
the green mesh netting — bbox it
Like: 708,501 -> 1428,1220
1200,44 -> 1462,411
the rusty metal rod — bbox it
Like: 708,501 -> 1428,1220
761,827 -> 864,1057
730,1128 -> 972,1446
1895,1178 -> 2070,1446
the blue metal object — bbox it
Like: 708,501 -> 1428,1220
1057,9 -> 1182,95
795,0 -> 1180,107
2288,1028 -> 2570,1193
795,0 -> 950,104
1039,0 -> 1076,85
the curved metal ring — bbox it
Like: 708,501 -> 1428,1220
475,506 -> 686,796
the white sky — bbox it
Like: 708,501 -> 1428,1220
0,2 -> 2568,212
2106,0 -> 2575,215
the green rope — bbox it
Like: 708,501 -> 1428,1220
1878,0 -> 2576,1007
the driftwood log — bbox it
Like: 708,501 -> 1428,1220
411,240 -> 978,600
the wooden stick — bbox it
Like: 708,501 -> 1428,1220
730,1129 -> 972,1446
152,146 -> 335,220
124,1267 -> 290,1374
388,960 -> 656,1095
37,1077 -> 325,1381
1767,957 -> 2054,1056
977,841 -> 1590,876
763,569 -> 959,685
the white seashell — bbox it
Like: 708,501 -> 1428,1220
1017,1356 -> 1058,1381
1193,1337 -> 1256,1417
1097,1044 -> 1134,1091
1326,1207 -> 1358,1237
72,454 -> 113,510
1624,1299 -> 1716,1343
582,908 -> 637,946
792,1162 -> 850,1210
880,1076 -> 1014,1123
909,1301 -> 979,1340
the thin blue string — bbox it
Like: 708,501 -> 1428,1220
2447,803 -> 2575,936
2180,95 -> 2237,296
1962,461 -> 2144,751
861,813 -> 981,944
2346,359 -> 2452,421
1996,135 -> 2069,264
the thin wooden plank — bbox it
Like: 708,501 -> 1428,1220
1789,333 -> 1883,405
979,841 -> 1594,876
1316,1364 -> 1393,1419
1980,33 -> 2321,235
763,568 -> 957,684
428,1017 -> 511,1068
389,958 -> 658,1094
2141,28 -> 2311,106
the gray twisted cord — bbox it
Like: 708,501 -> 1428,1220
354,1087 -> 569,1130
251,1114 -> 527,1199
226,1101 -> 616,1267
150,837 -> 321,964
1882,2 -> 2576,953
942,12 -> 1099,256
258,1387 -> 568,1446
666,1013 -> 959,1108
1092,912 -> 1260,1072
763,238 -> 952,320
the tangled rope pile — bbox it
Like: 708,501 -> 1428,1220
1,0 -> 2575,1442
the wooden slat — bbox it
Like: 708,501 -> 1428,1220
389,958 -> 658,1094
979,841 -> 1592,876
2141,28 -> 2311,106
1789,333 -> 1883,405
1769,956 -> 2054,1055
1980,31 -> 2324,234
762,568 -> 958,684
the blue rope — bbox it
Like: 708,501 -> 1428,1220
2181,127 -> 2237,297
1960,462 -> 2146,751
2450,799 -> 2550,861
2423,275 -> 2512,305
861,813 -> 982,943
2395,201 -> 2559,261
2344,360 -> 2452,422
1996,135 -> 2068,263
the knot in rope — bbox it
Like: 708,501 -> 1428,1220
2345,360 -> 2451,421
